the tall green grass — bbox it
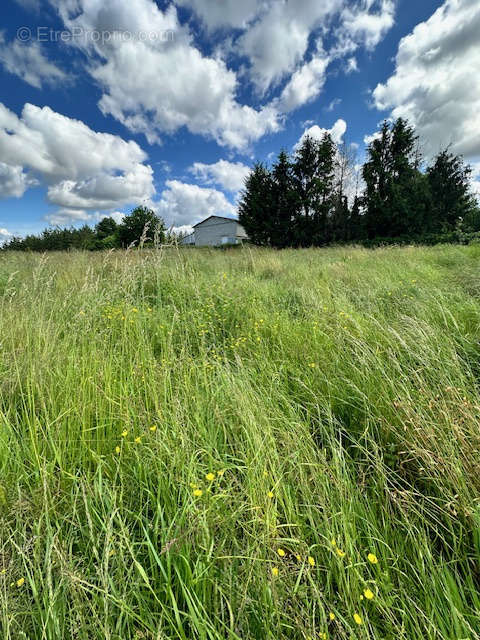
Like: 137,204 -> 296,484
1,245 -> 480,639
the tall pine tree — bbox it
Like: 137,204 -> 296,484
427,149 -> 479,232
238,163 -> 274,246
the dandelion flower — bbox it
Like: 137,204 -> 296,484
277,548 -> 286,557
115,446 -> 120,454
329,612 -> 335,621
271,567 -> 279,577
295,554 -> 301,561
149,425 -> 157,432
353,613 -> 363,625
367,553 -> 378,564
16,577 -> 25,587
267,491 -> 274,499
320,634 -> 327,640
308,556 -> 315,567
364,588 -> 374,600
193,489 -> 203,497
336,548 -> 346,558
134,436 -> 141,444
121,430 -> 128,437
205,472 -> 215,482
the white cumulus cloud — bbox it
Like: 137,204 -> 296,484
49,0 -> 279,151
372,0 -> 480,160
0,102 -> 154,218
189,160 -> 250,192
0,162 -> 37,198
156,180 -> 236,227
0,32 -> 67,88
296,119 -> 348,149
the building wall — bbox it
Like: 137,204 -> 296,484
194,218 -> 247,246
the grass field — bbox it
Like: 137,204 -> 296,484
1,245 -> 480,640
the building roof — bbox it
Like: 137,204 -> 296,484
192,215 -> 239,228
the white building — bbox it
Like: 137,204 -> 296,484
181,216 -> 248,247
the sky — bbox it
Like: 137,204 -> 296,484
0,0 -> 479,240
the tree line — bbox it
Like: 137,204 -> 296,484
2,206 -> 167,252
239,118 -> 480,247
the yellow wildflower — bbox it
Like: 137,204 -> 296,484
267,491 -> 274,499
121,430 -> 128,437
16,577 -> 25,587
217,469 -> 225,476
364,588 -> 374,600
331,538 -> 336,547
193,489 -> 203,497
329,612 -> 335,621
295,554 -> 301,561
308,556 -> 315,567
367,553 -> 378,564
115,446 -> 120,454
353,613 -> 362,625
271,567 -> 279,577
189,482 -> 198,489
134,436 -> 141,443
149,425 -> 157,432
336,548 -> 346,558
205,472 -> 215,482
277,548 -> 286,557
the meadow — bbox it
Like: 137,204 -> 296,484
1,245 -> 480,640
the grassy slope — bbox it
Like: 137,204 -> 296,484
1,245 -> 480,640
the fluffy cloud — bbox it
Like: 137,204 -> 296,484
0,163 -> 37,198
45,0 -> 395,150
372,0 -> 480,159
156,180 -> 235,227
49,0 -> 279,151
0,33 -> 67,88
296,119 -> 347,149
276,46 -> 330,113
0,102 -> 154,214
44,208 -> 91,226
339,0 -> 396,52
189,160 -> 250,192
0,227 -> 12,239
237,0 -> 342,92
175,0 -> 259,30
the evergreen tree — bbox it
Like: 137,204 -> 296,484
349,195 -> 366,241
363,118 -> 426,238
427,149 -> 479,232
270,150 -> 297,248
238,163 -> 274,246
292,133 -> 336,245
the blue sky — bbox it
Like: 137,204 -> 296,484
1,0 -> 479,239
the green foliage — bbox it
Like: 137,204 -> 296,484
427,148 -> 480,231
240,118 -> 479,248
1,208 -> 168,252
238,162 -> 275,246
1,246 -> 480,639
117,205 -> 166,248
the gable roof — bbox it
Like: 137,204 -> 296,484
192,215 -> 239,228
